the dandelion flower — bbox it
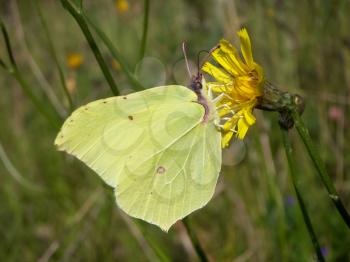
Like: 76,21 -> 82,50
202,28 -> 264,147
66,53 -> 84,69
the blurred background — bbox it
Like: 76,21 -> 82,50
0,0 -> 349,261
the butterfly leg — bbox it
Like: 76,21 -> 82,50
212,92 -> 234,104
215,104 -> 236,115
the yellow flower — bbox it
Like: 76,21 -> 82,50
111,59 -> 121,71
66,53 -> 84,69
202,28 -> 264,148
115,0 -> 129,13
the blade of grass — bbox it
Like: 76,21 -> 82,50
281,129 -> 325,262
34,0 -> 74,112
0,19 -> 61,129
134,221 -> 171,262
0,57 -> 7,69
85,15 -> 144,91
60,0 -> 120,96
0,21 -> 16,67
40,189 -> 103,261
182,217 -> 209,262
139,0 -> 150,60
291,109 -> 350,228
12,71 -> 61,129
252,128 -> 287,260
11,0 -> 67,117
0,141 -> 44,192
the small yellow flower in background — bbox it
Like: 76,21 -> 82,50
266,8 -> 275,17
202,28 -> 265,148
115,0 -> 129,13
66,53 -> 84,69
111,59 -> 121,71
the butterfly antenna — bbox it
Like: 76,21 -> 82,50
197,50 -> 209,73
198,44 -> 220,70
182,42 -> 192,77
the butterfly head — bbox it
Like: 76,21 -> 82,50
190,72 -> 203,97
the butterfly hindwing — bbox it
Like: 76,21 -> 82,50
116,119 -> 221,231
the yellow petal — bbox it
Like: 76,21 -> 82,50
253,63 -> 265,87
217,39 -> 247,74
206,82 -> 228,93
202,62 -> 232,83
236,118 -> 249,139
222,131 -> 234,148
218,107 -> 232,117
243,109 -> 256,125
235,79 -> 260,96
237,28 -> 254,67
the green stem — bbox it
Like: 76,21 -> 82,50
139,0 -> 150,60
12,71 -> 60,129
85,15 -> 144,91
0,20 -> 17,68
1,18 -> 60,128
291,109 -> 350,228
252,130 -> 287,260
60,0 -> 119,96
35,0 -> 74,112
281,129 -> 325,262
0,57 -> 7,69
183,218 -> 209,262
134,222 -> 170,262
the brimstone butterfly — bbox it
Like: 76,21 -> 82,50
54,75 -> 222,231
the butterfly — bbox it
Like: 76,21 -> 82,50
54,54 -> 222,231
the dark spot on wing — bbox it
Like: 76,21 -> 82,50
103,101 -> 107,104
128,115 -> 133,120
156,166 -> 166,174
123,96 -> 127,100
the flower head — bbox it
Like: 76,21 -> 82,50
115,0 -> 129,13
66,53 -> 84,69
202,28 -> 264,147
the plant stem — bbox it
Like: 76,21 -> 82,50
134,221 -> 171,262
1,18 -> 60,128
139,0 -> 150,60
35,0 -> 74,112
0,57 -> 7,69
281,129 -> 325,262
252,129 -> 287,260
0,141 -> 44,192
0,20 -> 17,67
60,0 -> 120,96
12,71 -> 60,129
291,109 -> 350,228
85,15 -> 144,91
183,217 -> 209,262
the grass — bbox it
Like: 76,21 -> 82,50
0,0 -> 349,261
